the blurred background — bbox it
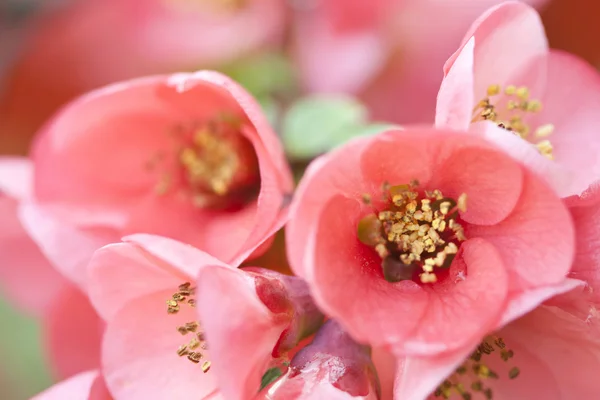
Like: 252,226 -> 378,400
1,0 -> 599,397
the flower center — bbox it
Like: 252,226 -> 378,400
472,84 -> 554,160
434,336 -> 520,399
152,117 -> 260,209
166,282 -> 211,373
357,181 -> 467,284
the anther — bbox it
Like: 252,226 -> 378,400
201,361 -> 211,373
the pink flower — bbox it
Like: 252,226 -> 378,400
260,320 -> 381,400
291,0 -> 548,125
31,370 -> 111,400
0,157 -> 103,380
87,234 -> 323,399
435,1 -> 600,196
394,305 -> 600,400
8,70 -> 292,289
286,126 -> 579,358
0,0 -> 286,152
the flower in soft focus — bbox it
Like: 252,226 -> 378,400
291,0 -> 549,125
2,70 -> 292,289
394,304 -> 600,400
286,126 -> 579,358
436,1 -> 600,196
87,234 -> 323,399
260,320 -> 381,400
0,0 -> 286,153
32,370 -> 111,400
0,157 -> 103,380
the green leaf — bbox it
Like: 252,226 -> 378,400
282,95 -> 370,160
220,53 -> 296,98
259,367 -> 284,391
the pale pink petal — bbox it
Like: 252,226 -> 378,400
102,291 -> 219,399
473,121 -> 571,196
31,370 -> 111,400
196,264 -> 289,400
400,239 -> 508,355
428,144 -> 523,225
18,201 -> 120,289
500,278 -> 585,326
533,51 -> 600,195
565,182 -> 600,303
32,76 -> 180,210
286,136 -> 372,278
124,234 -> 228,275
44,285 -> 103,380
0,197 -> 66,315
88,240 -> 202,321
394,346 -> 474,400
468,169 -> 574,291
445,1 -> 548,100
0,156 -> 32,200
435,37 -> 475,131
481,306 -> 600,399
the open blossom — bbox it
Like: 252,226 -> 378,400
260,320 -> 381,400
291,0 -> 548,125
286,126 -> 579,358
394,304 -> 600,400
0,158 -> 103,380
0,0 -> 286,153
87,234 -> 323,399
3,71 -> 292,289
435,1 -> 600,196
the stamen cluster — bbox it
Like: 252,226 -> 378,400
473,84 -> 554,160
166,282 -> 211,372
358,182 -> 467,283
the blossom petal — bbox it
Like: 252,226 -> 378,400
533,51 -> 600,195
0,197 -> 66,315
468,169 -> 574,291
400,238 -> 508,355
484,306 -> 600,399
102,291 -> 219,399
435,37 -> 475,131
31,370 -> 111,400
88,240 -> 201,321
196,264 -> 288,400
473,121 -> 571,196
44,285 -> 103,380
393,346 -> 474,400
286,136 -> 372,278
308,195 -> 429,351
428,144 -> 523,225
18,201 -> 119,289
445,1 -> 548,100
0,156 -> 33,200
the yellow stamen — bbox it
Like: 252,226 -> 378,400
167,282 -> 211,372
358,181 -> 467,283
473,84 -> 554,159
